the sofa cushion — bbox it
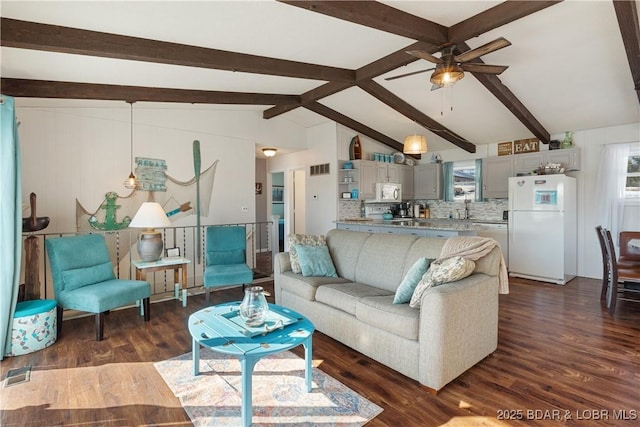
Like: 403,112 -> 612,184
288,234 -> 326,274
353,233 -> 420,293
410,256 -> 476,308
279,271 -> 351,301
294,244 -> 337,277
326,230 -> 372,281
356,295 -> 420,341
394,257 -> 433,304
316,283 -> 392,315
61,261 -> 115,292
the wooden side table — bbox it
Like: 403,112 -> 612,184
132,257 -> 191,307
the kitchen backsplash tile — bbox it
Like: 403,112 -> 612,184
339,199 -> 508,221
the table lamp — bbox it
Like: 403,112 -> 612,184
129,202 -> 171,262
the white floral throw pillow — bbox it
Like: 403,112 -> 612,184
409,256 -> 476,308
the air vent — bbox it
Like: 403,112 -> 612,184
4,366 -> 31,387
310,163 -> 330,176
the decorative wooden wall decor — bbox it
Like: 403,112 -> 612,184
497,141 -> 513,156
513,138 -> 539,154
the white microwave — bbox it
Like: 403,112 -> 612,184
374,182 -> 402,202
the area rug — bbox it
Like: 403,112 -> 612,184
154,348 -> 383,426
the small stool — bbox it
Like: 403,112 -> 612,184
9,299 -> 57,356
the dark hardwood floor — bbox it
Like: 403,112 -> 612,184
1,276 -> 638,426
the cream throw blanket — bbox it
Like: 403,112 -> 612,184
438,236 -> 509,294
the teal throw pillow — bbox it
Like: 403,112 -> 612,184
294,244 -> 338,277
393,257 -> 432,304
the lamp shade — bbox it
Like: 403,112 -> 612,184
129,202 -> 171,229
403,135 -> 428,154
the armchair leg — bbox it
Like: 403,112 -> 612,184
56,306 -> 63,338
205,288 -> 210,305
143,297 -> 150,322
96,312 -> 105,341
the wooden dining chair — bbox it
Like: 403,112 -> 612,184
619,231 -> 640,263
601,228 -> 640,315
595,226 -> 610,302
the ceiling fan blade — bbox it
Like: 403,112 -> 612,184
430,84 -> 442,91
406,50 -> 443,65
460,63 -> 509,75
385,68 -> 435,81
454,37 -> 511,63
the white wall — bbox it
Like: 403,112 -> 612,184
268,121 -> 338,236
16,101 -> 306,233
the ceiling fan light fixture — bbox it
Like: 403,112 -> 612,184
430,63 -> 464,87
403,135 -> 427,154
262,148 -> 277,157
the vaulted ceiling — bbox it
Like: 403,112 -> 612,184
2,1 -> 639,155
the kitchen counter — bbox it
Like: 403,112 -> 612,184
335,218 -> 477,238
336,218 -> 506,231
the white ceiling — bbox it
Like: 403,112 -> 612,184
2,1 -> 639,154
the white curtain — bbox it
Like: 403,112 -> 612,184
594,143 -> 629,243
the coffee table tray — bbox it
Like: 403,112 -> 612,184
217,307 -> 299,338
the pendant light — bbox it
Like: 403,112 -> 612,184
403,134 -> 428,154
123,101 -> 138,189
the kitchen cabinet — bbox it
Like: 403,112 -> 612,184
398,165 -> 414,200
514,147 -> 581,175
336,223 -> 362,231
354,160 -> 412,200
482,156 -> 514,199
545,147 -> 581,171
413,164 -> 443,200
353,160 -> 377,200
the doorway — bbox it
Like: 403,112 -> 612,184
291,169 -> 306,234
271,172 -> 284,251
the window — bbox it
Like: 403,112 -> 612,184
626,151 -> 640,199
453,160 -> 476,201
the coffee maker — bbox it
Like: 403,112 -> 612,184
395,202 -> 412,218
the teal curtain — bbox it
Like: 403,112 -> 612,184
0,95 -> 22,359
475,158 -> 483,201
443,161 -> 454,201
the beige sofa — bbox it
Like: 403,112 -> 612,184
274,229 -> 502,392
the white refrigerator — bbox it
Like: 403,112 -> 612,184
508,175 -> 577,285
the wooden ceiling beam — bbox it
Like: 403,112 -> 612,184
358,80 -> 476,153
613,0 -> 640,104
455,41 -> 550,144
263,81 -> 353,119
279,1 -> 448,46
304,101 -> 418,157
263,41 -> 434,119
0,78 -> 299,105
448,1 -> 563,43
0,17 -> 354,82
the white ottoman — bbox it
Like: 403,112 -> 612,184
9,299 -> 57,356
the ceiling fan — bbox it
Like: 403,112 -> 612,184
386,37 -> 511,90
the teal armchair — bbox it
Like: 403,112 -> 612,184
45,234 -> 151,341
204,226 -> 253,304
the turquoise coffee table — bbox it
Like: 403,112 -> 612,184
188,302 -> 314,427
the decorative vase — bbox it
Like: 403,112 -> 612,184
560,131 -> 573,149
239,286 -> 269,327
